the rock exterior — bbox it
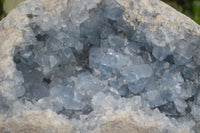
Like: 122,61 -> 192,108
0,0 -> 200,133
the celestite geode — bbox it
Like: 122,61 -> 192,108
0,0 -> 200,132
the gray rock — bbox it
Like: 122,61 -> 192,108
0,0 -> 200,132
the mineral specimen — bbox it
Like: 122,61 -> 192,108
0,0 -> 200,132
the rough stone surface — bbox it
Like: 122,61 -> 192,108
0,0 -> 200,133
0,110 -> 72,133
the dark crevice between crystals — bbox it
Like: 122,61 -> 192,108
163,55 -> 175,64
185,95 -> 195,103
58,105 -> 93,119
42,77 -> 52,84
185,95 -> 196,114
158,102 -> 182,118
35,33 -> 49,42
71,45 -> 93,73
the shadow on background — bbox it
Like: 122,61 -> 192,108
0,0 -> 199,24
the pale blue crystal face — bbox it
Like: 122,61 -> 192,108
8,0 -> 200,126
74,73 -> 105,103
174,98 -> 187,113
143,90 -> 168,107
50,85 -> 82,110
191,105 -> 200,121
120,64 -> 153,82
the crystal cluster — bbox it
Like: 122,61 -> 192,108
0,0 -> 200,132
